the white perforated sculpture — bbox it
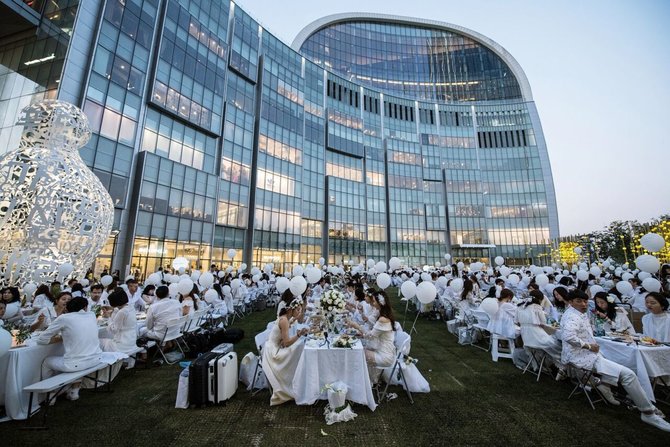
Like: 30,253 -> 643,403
0,100 -> 114,286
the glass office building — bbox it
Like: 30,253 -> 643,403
0,3 -> 558,275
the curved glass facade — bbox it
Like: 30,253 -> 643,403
0,2 -> 558,273
298,20 -> 522,102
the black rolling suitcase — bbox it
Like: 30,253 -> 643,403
188,351 -> 218,406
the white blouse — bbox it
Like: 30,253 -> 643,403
642,312 -> 670,342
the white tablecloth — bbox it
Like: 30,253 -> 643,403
597,337 -> 670,402
292,339 -> 377,411
0,342 -> 64,420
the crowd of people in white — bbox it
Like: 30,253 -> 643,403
1,253 -> 670,432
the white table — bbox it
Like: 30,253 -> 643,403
292,339 -> 377,411
0,342 -> 64,421
597,337 -> 670,402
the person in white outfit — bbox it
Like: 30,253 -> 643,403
100,289 -> 139,367
487,288 -> 520,340
125,279 -> 144,312
140,286 -> 182,341
642,292 -> 670,342
516,289 -> 564,373
36,297 -> 103,401
561,289 -> 670,432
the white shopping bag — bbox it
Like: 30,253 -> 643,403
175,367 -> 189,409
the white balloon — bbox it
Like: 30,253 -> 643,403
642,278 -> 661,293
573,247 -> 582,255
190,270 -> 201,282
522,276 -> 532,286
375,261 -> 387,274
227,249 -> 237,259
264,264 -> 273,274
250,267 -> 261,276
240,263 -> 248,271
22,282 -> 37,298
178,278 -> 194,296
603,260 -> 611,268
576,270 -> 589,282
535,274 -> 549,287
494,256 -> 505,266
146,272 -> 162,286
388,257 -> 402,271
292,265 -> 304,277
218,271 -> 225,278
416,281 -> 437,304
305,267 -> 322,284
222,285 -> 231,295
204,289 -> 219,304
436,276 -> 448,288
412,273 -> 420,282
579,262 -> 587,271
231,278 -> 241,290
225,266 -> 233,274
366,259 -> 375,268
198,272 -> 215,289
616,281 -> 633,296
79,278 -> 90,288
179,274 -> 189,281
318,257 -> 325,265
401,281 -> 417,298
0,328 -> 12,358
435,261 -> 441,268
480,297 -> 499,318
640,233 -> 665,253
172,257 -> 189,270
252,274 -> 262,283
589,266 -> 602,277
444,254 -> 451,261
101,275 -> 113,287
178,266 -> 185,274
621,272 -> 634,282
276,277 -> 290,294
58,263 -> 74,277
507,274 -> 520,286
376,273 -> 392,289
457,262 -> 464,270
421,272 -> 431,282
290,275 -> 307,296
638,271 -> 651,281
168,283 -> 180,298
636,254 -> 660,273
499,266 -> 511,277
451,278 -> 464,292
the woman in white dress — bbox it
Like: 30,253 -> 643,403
100,289 -> 138,355
487,289 -> 520,339
348,290 -> 396,383
516,290 -> 564,370
30,291 -> 70,332
642,292 -> 670,342
263,298 -> 308,405
593,292 -> 635,334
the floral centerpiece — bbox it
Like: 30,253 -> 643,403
5,321 -> 31,346
319,289 -> 347,334
333,334 -> 356,349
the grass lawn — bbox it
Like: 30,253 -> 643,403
3,289 -> 668,446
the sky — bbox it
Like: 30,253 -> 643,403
236,0 -> 670,236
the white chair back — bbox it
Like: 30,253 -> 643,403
255,327 -> 272,354
163,315 -> 188,342
395,331 -> 412,356
472,310 -> 490,327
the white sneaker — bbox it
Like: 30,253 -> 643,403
596,384 -> 620,406
66,388 -> 80,401
641,413 -> 670,432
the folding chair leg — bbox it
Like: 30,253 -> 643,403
398,368 -> 414,404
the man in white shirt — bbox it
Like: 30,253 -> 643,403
562,289 -> 670,432
141,285 -> 181,341
125,279 -> 144,311
36,297 -> 102,401
88,284 -> 109,309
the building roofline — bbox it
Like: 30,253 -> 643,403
291,12 -> 533,102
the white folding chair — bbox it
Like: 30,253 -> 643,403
521,345 -> 551,381
154,315 -> 188,364
471,310 -> 491,351
250,328 -> 272,395
380,331 -> 414,404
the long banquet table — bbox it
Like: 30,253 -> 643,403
0,342 -> 65,421
292,338 -> 377,411
596,337 -> 670,402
